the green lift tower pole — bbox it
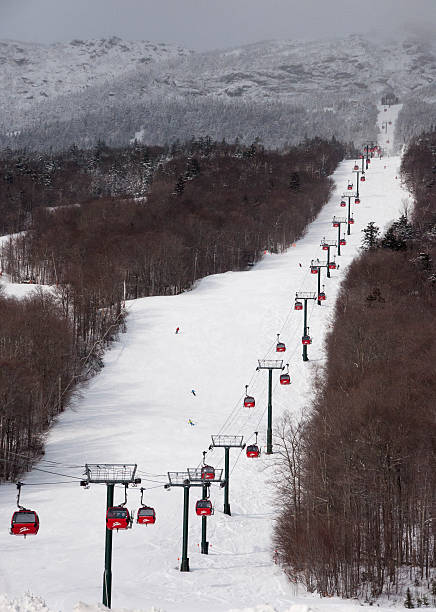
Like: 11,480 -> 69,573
181,480 -> 190,571
168,468 -> 223,571
332,218 -> 347,256
257,360 -> 283,451
267,368 -> 273,454
320,239 -> 336,278
201,482 -> 209,554
317,267 -> 322,305
80,463 -> 140,610
224,447 -> 231,514
103,484 -> 114,608
295,292 -> 317,363
209,436 -> 243,517
303,299 -> 308,361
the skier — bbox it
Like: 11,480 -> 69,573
191,389 -> 196,396
299,263 -> 302,268
188,419 -> 196,426
175,327 -> 180,334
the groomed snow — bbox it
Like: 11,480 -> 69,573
0,108 -> 432,612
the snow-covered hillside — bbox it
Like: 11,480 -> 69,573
0,37 -> 190,128
1,35 -> 435,150
1,109 -> 431,612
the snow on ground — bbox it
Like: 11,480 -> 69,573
0,109 -> 430,612
0,233 -> 53,299
378,104 -> 402,156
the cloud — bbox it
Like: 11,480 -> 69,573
0,0 -> 435,49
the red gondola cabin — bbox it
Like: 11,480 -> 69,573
328,262 -> 336,270
10,510 -> 39,536
340,238 -> 346,246
353,164 -> 359,170
322,244 -> 329,251
201,465 -> 215,480
318,292 -> 326,301
347,182 -> 352,190
276,341 -> 286,352
196,499 -> 213,516
333,222 -> 340,227
349,218 -> 354,225
340,200 -> 346,207
302,335 -> 312,345
310,266 -> 318,274
106,506 -> 130,531
137,506 -> 156,525
294,300 -> 303,311
280,373 -> 291,385
246,444 -> 260,458
361,175 -> 366,182
355,197 -> 360,204
244,394 -> 255,408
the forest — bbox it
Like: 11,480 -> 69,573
274,131 -> 436,604
0,137 -> 345,480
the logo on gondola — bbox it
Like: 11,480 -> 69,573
113,521 -> 122,527
19,527 -> 30,533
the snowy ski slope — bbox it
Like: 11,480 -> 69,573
0,106 -> 430,612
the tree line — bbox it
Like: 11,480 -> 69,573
274,131 -> 436,604
0,137 -> 345,480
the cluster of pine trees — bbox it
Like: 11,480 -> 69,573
0,137 -> 345,480
274,131 -> 436,602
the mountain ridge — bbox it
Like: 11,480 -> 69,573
1,34 -> 435,150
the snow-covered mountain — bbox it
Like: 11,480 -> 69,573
0,36 -> 191,127
1,35 -> 435,149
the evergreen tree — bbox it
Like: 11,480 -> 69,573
361,221 -> 380,249
381,215 -> 413,251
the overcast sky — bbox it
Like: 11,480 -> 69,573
1,0 -> 435,50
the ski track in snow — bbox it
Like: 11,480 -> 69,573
1,105 -> 433,612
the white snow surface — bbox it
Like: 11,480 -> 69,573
377,104 -> 403,156
0,234 -> 52,299
0,110 -> 432,612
